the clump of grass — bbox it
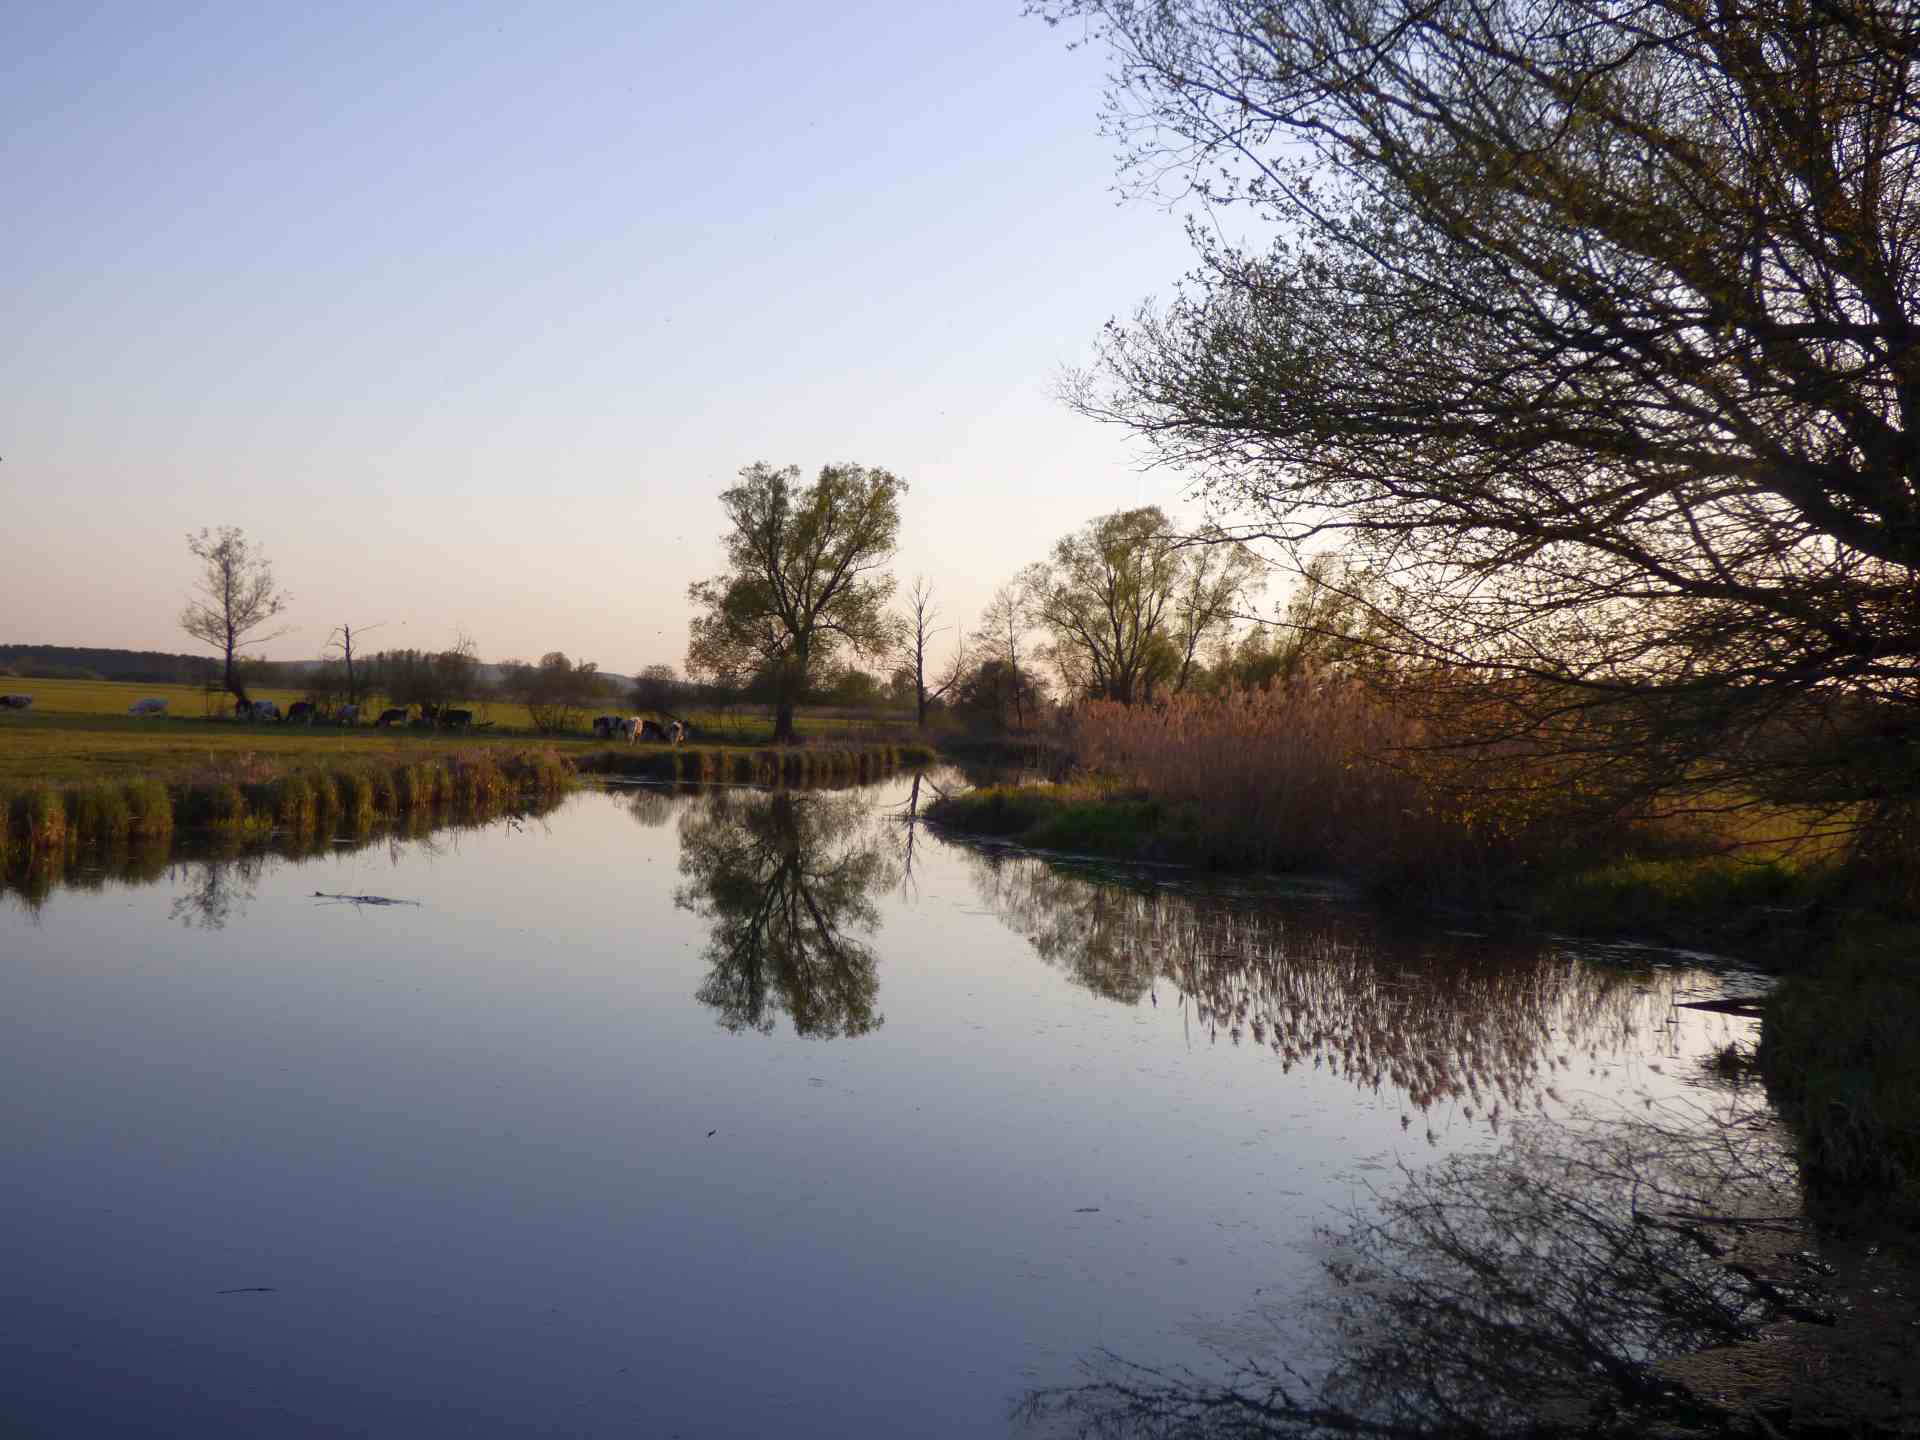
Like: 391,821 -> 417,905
1759,921 -> 1920,1231
1532,855 -> 1813,941
124,778 -> 172,835
926,780 -> 1171,858
177,782 -> 248,827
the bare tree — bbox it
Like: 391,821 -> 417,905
324,621 -> 385,708
974,580 -> 1039,730
898,575 -> 962,730
179,527 -> 290,708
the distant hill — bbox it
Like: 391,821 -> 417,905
0,645 -> 634,692
0,644 -> 221,685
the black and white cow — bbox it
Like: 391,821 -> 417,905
285,701 -> 316,725
377,707 -> 409,727
1,694 -> 34,710
127,697 -> 167,716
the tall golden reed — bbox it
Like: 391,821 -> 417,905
1073,673 -> 1506,887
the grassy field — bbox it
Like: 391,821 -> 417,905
0,679 -> 917,744
0,677 -> 923,784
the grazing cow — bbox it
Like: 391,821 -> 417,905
237,699 -> 280,722
615,716 -> 640,742
337,704 -> 359,726
668,720 -> 685,744
592,714 -> 620,739
127,697 -> 167,716
285,701 -> 315,725
1,693 -> 32,710
440,708 -> 474,730
639,718 -> 667,742
377,707 -> 408,728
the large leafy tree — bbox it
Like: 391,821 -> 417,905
687,462 -> 906,744
1027,506 -> 1260,703
1040,0 -> 1920,833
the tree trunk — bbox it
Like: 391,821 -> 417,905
773,700 -> 797,745
224,644 -> 249,707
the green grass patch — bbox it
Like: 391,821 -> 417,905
926,781 -> 1173,859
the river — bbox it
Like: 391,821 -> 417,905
0,773 -> 1781,1437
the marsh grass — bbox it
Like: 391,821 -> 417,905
924,781 -> 1174,859
580,742 -> 931,787
0,747 -> 573,857
1532,854 -> 1818,942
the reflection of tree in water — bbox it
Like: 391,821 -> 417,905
626,787 -> 676,829
966,851 -> 1676,1123
1024,1098 -> 1834,1438
676,789 -> 896,1038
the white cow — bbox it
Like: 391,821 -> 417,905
128,697 -> 168,716
0,693 -> 32,710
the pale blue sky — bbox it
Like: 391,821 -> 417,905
3,1 -> 1220,673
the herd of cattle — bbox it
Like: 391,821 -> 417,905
593,714 -> 685,744
218,699 -> 481,727
2,691 -> 687,742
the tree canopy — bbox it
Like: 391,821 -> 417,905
1040,0 -> 1920,829
687,462 -> 906,744
1027,505 -> 1262,704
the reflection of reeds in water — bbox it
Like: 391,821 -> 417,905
2,790 -> 567,915
966,851 -> 1679,1122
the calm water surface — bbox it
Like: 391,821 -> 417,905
0,775 -> 1768,1437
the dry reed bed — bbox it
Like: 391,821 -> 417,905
1073,679 -> 1535,889
0,747 -> 575,863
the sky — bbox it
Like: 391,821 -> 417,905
2,0 -> 1242,675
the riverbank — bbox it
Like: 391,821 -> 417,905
928,776 -> 1920,1243
1,725 -> 934,861
0,747 -> 576,862
580,740 -> 933,786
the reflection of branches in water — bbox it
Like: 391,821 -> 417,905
965,850 -> 1677,1119
675,789 -> 897,1038
890,770 -> 950,900
169,852 -> 269,930
1023,1099 -> 1808,1439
